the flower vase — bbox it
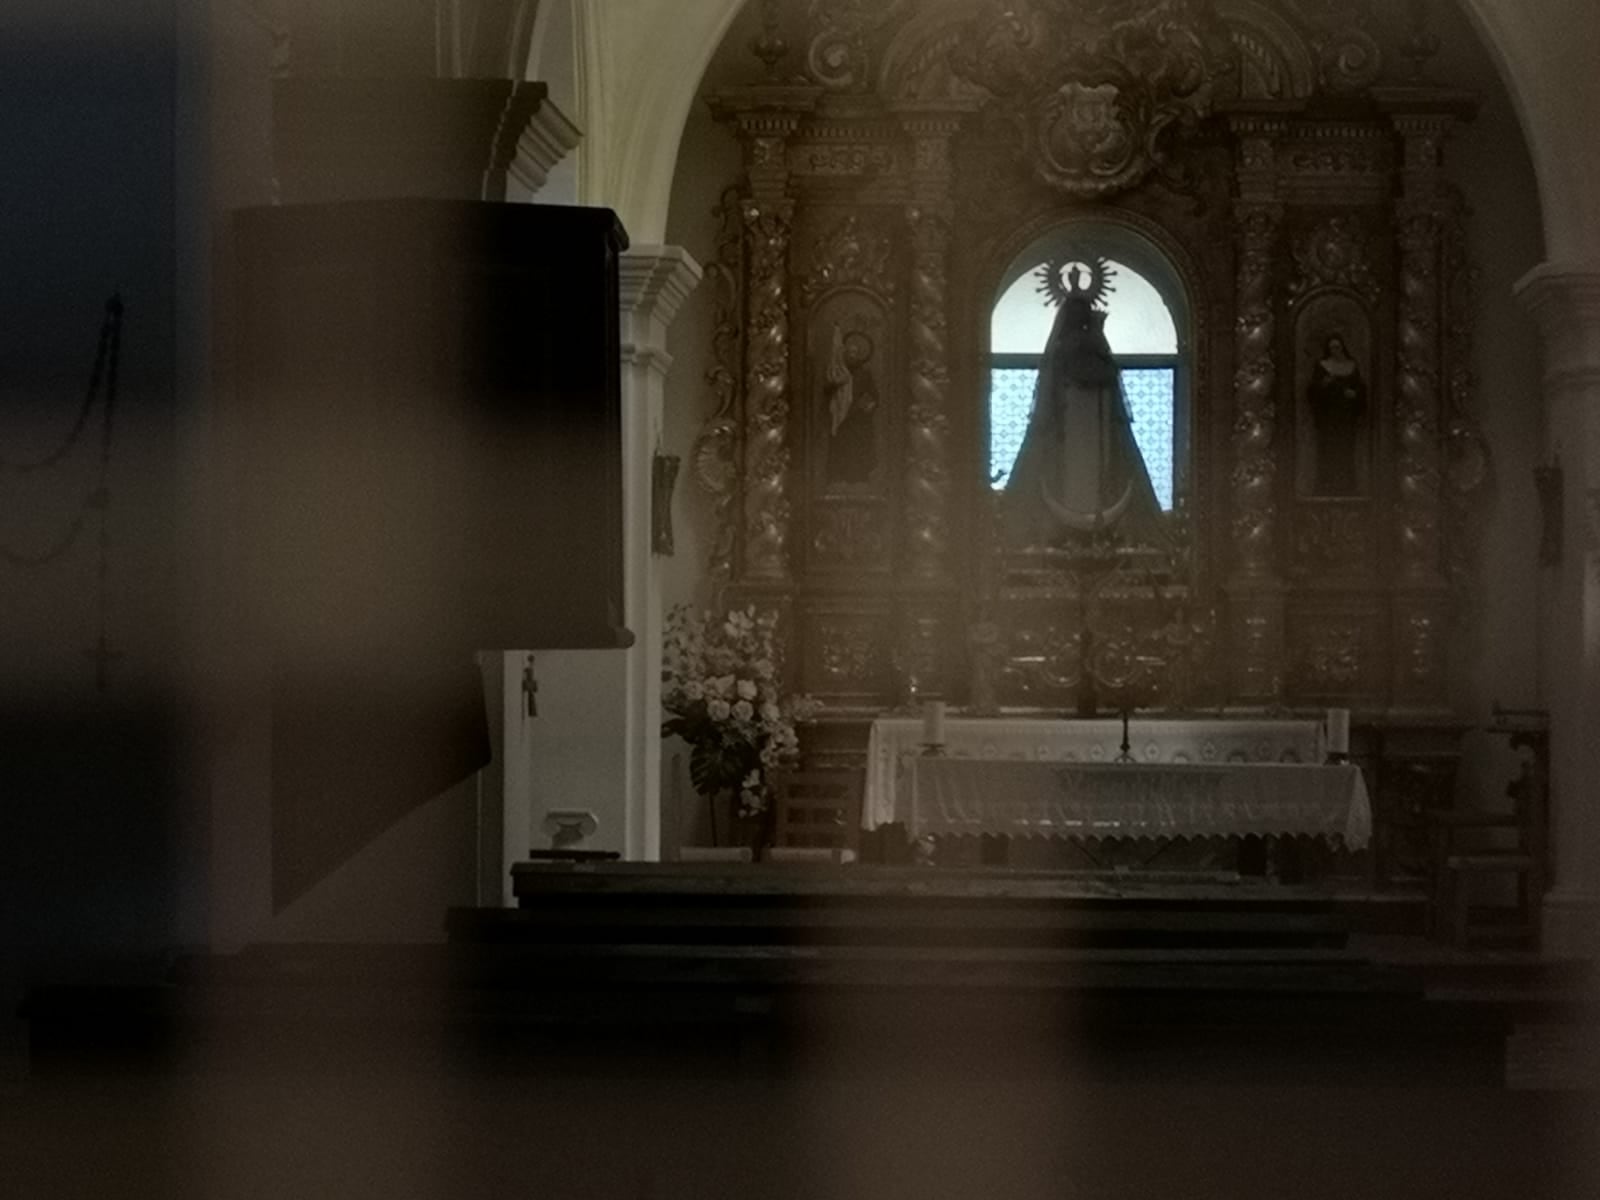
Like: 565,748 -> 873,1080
694,788 -> 764,858
730,799 -> 768,858
695,786 -> 735,847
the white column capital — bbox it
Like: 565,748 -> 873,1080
619,246 -> 703,378
1515,261 -> 1600,390
508,97 -> 582,198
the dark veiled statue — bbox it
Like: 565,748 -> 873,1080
1002,258 -> 1167,549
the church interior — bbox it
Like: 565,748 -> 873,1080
4,1 -> 1600,1196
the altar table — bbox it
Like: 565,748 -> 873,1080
897,758 -> 1371,849
864,716 -> 1327,831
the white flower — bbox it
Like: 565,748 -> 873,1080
760,702 -> 781,723
714,674 -> 736,697
754,658 -> 774,680
736,679 -> 758,701
684,681 -> 704,702
732,699 -> 754,722
708,699 -> 731,721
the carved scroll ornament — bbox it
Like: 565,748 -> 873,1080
947,0 -> 1233,198
693,187 -> 745,581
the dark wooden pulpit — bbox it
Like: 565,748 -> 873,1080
232,198 -> 630,907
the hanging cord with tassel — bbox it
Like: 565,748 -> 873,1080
1,292 -> 123,689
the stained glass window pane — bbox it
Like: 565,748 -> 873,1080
989,366 -> 1175,511
989,368 -> 1036,489
1121,367 -> 1176,511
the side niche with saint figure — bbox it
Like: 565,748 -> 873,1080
1305,331 -> 1368,497
1294,297 -> 1373,500
1001,255 -> 1167,548
822,323 -> 880,486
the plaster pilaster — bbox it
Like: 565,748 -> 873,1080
1516,262 -> 1600,956
618,247 -> 703,861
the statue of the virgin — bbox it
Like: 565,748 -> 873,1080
1002,258 -> 1166,548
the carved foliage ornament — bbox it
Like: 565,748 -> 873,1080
794,141 -> 897,178
1231,202 -> 1281,574
1293,506 -> 1371,573
812,505 -> 888,567
948,0 -> 1234,197
693,186 -> 745,580
816,614 -> 885,686
1400,608 -> 1443,692
799,215 -> 896,307
1295,0 -> 1383,94
1290,216 -> 1380,306
1395,206 -> 1444,579
1293,616 -> 1367,692
741,201 -> 796,582
1440,197 -> 1492,613
903,207 -> 952,576
897,610 -> 948,695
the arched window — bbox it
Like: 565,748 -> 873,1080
988,242 -> 1186,512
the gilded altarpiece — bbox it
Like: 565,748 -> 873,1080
695,0 -> 1488,788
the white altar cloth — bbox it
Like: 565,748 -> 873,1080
863,716 -> 1326,831
900,759 -> 1371,848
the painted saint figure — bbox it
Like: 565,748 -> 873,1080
1306,333 -> 1366,496
824,326 -> 879,485
1003,263 -> 1165,547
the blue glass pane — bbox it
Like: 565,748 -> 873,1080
989,369 -> 1036,489
1121,368 -> 1176,511
989,366 -> 1175,511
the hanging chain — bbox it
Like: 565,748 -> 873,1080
1,293 -> 123,689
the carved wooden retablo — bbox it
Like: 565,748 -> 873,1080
693,0 -> 1486,729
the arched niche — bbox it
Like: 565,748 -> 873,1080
983,219 -> 1198,520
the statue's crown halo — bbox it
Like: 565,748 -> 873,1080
1034,252 -> 1117,310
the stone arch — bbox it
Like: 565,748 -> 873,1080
1452,0 -> 1600,263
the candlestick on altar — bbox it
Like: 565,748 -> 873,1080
1326,707 -> 1351,762
922,700 -> 947,755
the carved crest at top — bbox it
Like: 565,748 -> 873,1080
945,0 -> 1235,197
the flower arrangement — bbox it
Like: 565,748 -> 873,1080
661,604 -> 819,828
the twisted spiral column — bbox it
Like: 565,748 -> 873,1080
1223,117 -> 1287,706
740,199 -> 794,582
1390,114 -> 1455,710
1231,201 -> 1283,580
904,204 -> 952,578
